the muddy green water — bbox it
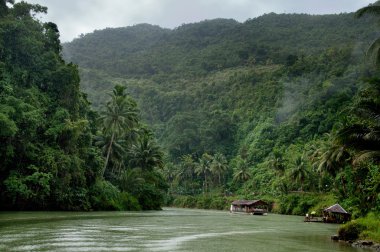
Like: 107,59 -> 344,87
0,208 -> 365,252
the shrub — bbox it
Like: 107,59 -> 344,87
209,197 -> 227,210
196,195 -> 212,209
338,221 -> 364,241
356,212 -> 380,243
90,179 -> 140,210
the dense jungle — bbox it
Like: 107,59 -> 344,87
0,0 -> 379,243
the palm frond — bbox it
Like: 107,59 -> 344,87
353,150 -> 380,165
355,100 -> 380,124
366,38 -> 380,66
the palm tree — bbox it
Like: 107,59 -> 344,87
268,152 -> 285,175
232,157 -> 251,184
310,134 -> 350,194
128,133 -> 164,171
175,155 -> 196,194
195,153 -> 213,194
99,85 -> 138,177
289,156 -> 309,192
95,134 -> 126,175
311,133 -> 349,177
210,153 -> 228,186
176,155 -> 195,182
356,1 -> 380,66
162,162 -> 177,192
336,79 -> 380,165
118,168 -> 145,193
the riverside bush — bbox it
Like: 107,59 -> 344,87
338,221 -> 364,241
90,180 -> 141,210
356,213 -> 380,243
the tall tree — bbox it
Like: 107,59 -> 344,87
195,153 -> 213,194
336,78 -> 380,165
232,157 -> 251,184
312,133 -> 349,177
268,152 -> 285,175
210,153 -> 228,186
176,154 -> 196,193
99,85 -> 138,177
289,156 -> 309,192
128,133 -> 164,171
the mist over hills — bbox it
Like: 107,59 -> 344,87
63,12 -> 376,168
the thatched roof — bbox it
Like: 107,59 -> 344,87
231,200 -> 266,206
324,204 -> 349,214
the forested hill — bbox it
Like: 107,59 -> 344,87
64,11 -> 379,216
62,12 -> 377,155
63,13 -> 376,78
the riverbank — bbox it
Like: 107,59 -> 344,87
169,192 -> 336,215
170,193 -> 380,249
336,213 -> 380,247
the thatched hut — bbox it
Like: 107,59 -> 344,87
323,204 -> 351,223
230,200 -> 268,215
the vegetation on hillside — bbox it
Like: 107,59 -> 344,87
63,6 -> 379,220
0,1 -> 166,210
1,1 -> 378,238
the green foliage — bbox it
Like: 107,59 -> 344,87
90,180 -> 140,211
0,1 -> 166,211
171,194 -> 232,210
58,3 -> 380,217
0,2 -> 380,217
276,193 -> 333,216
0,112 -> 17,136
355,212 -> 380,242
3,166 -> 52,209
338,221 -> 364,241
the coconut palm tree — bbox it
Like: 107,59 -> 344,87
336,78 -> 380,165
95,134 -> 127,175
162,162 -> 177,192
210,153 -> 228,186
128,133 -> 164,171
268,152 -> 285,175
289,156 -> 309,192
175,155 -> 196,194
232,157 -> 251,184
195,153 -> 213,194
118,168 -> 145,194
310,134 -> 350,194
176,155 -> 195,182
311,133 -> 349,177
99,85 -> 138,177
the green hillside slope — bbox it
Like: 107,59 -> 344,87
63,12 -> 380,215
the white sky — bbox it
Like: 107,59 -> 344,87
16,0 -> 375,42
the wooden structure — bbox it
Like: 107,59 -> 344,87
230,200 -> 268,215
304,213 -> 323,223
323,204 -> 351,224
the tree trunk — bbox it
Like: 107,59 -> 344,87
204,172 -> 207,194
102,132 -> 115,177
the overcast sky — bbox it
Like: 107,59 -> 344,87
17,0 -> 374,42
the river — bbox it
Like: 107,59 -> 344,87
0,208 -> 365,252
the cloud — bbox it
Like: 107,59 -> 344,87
15,0 -> 374,42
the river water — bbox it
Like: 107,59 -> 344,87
0,208 -> 365,252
